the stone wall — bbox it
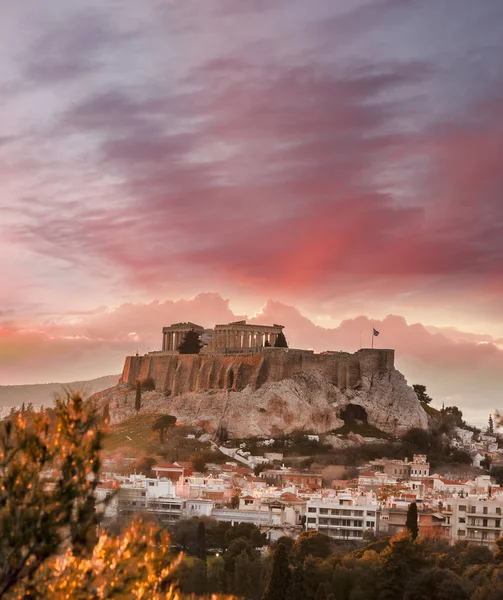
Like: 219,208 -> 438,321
121,347 -> 395,395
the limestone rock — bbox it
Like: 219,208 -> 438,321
93,366 -> 427,438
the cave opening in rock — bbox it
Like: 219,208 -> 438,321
341,404 -> 368,424
227,369 -> 234,389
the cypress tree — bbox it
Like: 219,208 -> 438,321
406,502 -> 419,540
286,565 -> 305,600
488,414 -> 494,434
135,381 -> 141,415
196,521 -> 207,562
274,332 -> 288,348
262,543 -> 290,600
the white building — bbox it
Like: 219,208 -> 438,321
443,496 -> 503,548
306,495 -> 379,541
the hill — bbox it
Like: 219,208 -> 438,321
0,374 -> 120,415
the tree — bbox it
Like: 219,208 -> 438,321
230,493 -> 240,509
274,332 -> 288,348
135,380 -> 142,415
190,453 -> 207,473
152,414 -> 177,444
0,396 -> 230,600
293,531 -> 332,562
0,393 -> 103,597
134,455 -> 157,477
488,414 -> 495,435
262,543 -> 290,600
196,521 -> 207,562
406,502 -> 419,540
178,329 -> 203,354
413,384 -> 432,405
286,565 -> 305,600
102,402 -> 110,424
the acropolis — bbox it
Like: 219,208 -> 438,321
161,320 -> 285,354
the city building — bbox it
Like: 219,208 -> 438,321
305,495 -> 379,541
443,496 -> 503,548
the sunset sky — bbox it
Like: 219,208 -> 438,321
1,1 -> 502,425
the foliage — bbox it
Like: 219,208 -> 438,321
178,329 -> 203,354
413,384 -> 432,405
487,415 -> 494,435
0,393 -> 102,597
102,402 -> 110,424
274,332 -> 288,348
135,380 -> 142,414
405,502 -> 419,540
0,394 -> 236,599
262,543 -> 290,600
133,455 -> 157,477
190,453 -> 207,473
152,414 -> 177,444
140,376 -> 156,391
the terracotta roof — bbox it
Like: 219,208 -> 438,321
360,472 -> 377,477
98,480 -> 119,489
280,492 -> 303,502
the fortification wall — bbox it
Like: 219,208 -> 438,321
121,348 -> 395,395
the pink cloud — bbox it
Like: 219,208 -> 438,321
1,294 -> 501,427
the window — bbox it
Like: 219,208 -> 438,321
483,507 -> 488,515
496,519 -> 501,528
331,509 -> 340,515
458,529 -> 466,537
496,508 -> 501,515
483,519 -> 488,527
459,505 -> 466,512
366,521 -> 374,528
308,507 -> 316,513
367,511 -> 376,517
459,517 -> 466,524
470,507 -> 476,514
307,518 -> 316,523
320,508 -> 329,515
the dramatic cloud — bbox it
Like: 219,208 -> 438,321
0,1 -> 502,412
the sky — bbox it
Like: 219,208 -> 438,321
0,0 -> 502,425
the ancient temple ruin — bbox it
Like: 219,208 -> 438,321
160,320 -> 284,354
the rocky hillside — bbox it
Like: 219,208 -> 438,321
93,367 -> 427,438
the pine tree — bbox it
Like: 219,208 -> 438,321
274,332 -> 288,348
135,380 -> 142,415
262,543 -> 290,600
406,502 -> 419,540
152,414 -> 177,444
178,329 -> 203,354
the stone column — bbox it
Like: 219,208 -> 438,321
243,330 -> 249,348
270,333 -> 277,345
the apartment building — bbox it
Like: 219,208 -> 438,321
369,454 -> 430,480
306,495 -> 379,541
443,496 -> 503,548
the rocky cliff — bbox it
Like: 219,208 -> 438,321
94,348 -> 427,437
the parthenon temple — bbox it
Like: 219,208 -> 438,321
161,320 -> 284,354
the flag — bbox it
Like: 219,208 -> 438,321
373,328 -> 380,337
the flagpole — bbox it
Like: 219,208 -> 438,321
371,325 -> 374,349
